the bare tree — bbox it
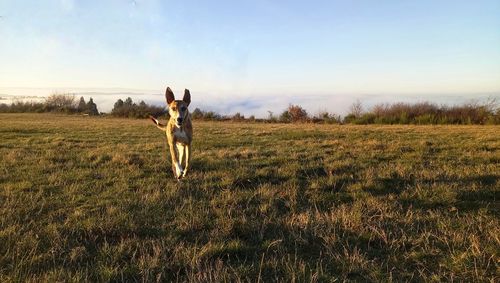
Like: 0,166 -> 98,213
45,93 -> 77,112
349,99 -> 363,118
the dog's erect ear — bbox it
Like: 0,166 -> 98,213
165,87 -> 175,105
183,89 -> 191,106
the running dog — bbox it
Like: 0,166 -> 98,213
150,87 -> 192,180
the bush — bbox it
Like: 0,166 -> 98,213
111,97 -> 164,118
191,108 -> 204,120
182,107 -> 224,121
415,114 -> 435,125
278,105 -> 309,123
343,113 -> 357,124
267,111 -> 277,123
0,101 -> 46,113
353,113 -> 377,124
231,112 -> 245,121
287,104 -> 309,122
279,110 -> 291,123
314,111 -> 341,124
344,99 -> 499,125
203,111 -> 222,120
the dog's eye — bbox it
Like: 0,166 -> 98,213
181,106 -> 186,111
171,107 -> 177,111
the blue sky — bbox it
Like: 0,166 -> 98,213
0,0 -> 499,115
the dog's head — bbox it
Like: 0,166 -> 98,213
165,87 -> 191,127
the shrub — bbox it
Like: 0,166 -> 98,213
0,101 -> 46,113
315,111 -> 341,124
279,110 -> 291,123
343,113 -> 357,124
191,108 -> 204,120
231,112 -> 245,121
203,111 -> 221,120
267,111 -> 277,123
344,99 -> 499,125
414,114 -> 435,125
111,97 -> 164,118
353,113 -> 376,124
287,104 -> 309,122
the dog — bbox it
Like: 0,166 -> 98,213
150,87 -> 192,180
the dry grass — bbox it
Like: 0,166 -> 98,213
0,113 -> 499,281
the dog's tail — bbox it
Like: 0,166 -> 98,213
149,115 -> 167,131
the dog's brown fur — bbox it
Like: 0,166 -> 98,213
150,87 -> 192,180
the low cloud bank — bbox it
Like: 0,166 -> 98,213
1,88 -> 497,118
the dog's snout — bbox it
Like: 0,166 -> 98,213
177,117 -> 183,124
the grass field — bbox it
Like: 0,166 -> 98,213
0,113 -> 498,282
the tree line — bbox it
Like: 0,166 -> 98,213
184,100 -> 499,125
343,99 -> 499,125
0,94 -> 99,115
1,94 -> 498,124
110,97 -> 164,118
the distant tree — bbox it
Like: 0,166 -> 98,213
45,94 -> 77,112
86,98 -> 99,115
124,97 -> 133,106
231,112 -> 245,121
111,99 -> 124,116
349,99 -> 363,118
203,111 -> 221,120
0,101 -> 45,113
267,111 -> 277,123
113,99 -> 124,109
191,108 -> 204,119
110,98 -> 164,118
77,96 -> 87,112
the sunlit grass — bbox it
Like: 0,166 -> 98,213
0,113 -> 498,281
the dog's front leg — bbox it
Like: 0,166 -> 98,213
182,144 -> 191,178
169,144 -> 183,179
177,143 -> 185,168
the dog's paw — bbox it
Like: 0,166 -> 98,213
177,169 -> 184,179
177,171 -> 185,181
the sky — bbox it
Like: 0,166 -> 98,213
0,0 -> 499,116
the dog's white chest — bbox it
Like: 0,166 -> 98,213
174,130 -> 188,141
